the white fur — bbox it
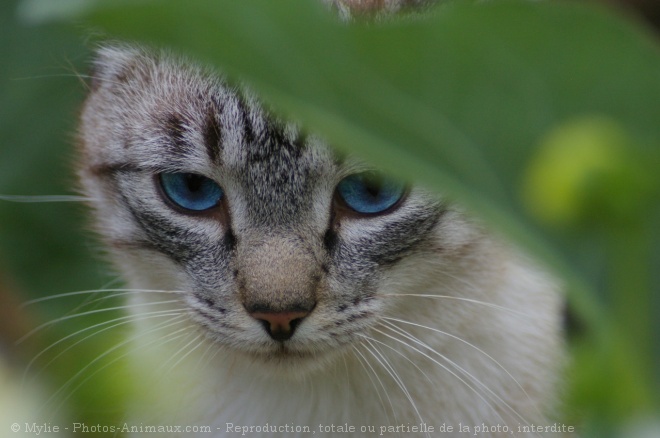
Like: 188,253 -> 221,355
118,228 -> 563,437
77,42 -> 565,438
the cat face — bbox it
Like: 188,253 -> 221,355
78,45 -> 463,373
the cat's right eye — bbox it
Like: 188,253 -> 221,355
159,172 -> 223,212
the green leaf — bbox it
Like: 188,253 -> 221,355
46,2 -> 658,228
16,0 -> 660,430
54,0 -> 659,318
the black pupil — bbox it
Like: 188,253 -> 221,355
362,173 -> 383,197
185,174 -> 204,192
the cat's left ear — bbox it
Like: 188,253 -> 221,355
88,43 -> 144,92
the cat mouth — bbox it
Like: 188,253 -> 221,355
241,336 -> 347,365
242,343 -> 349,376
256,341 -> 320,359
235,344 -> 323,371
271,344 -> 313,358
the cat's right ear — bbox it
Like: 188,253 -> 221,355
88,44 -> 142,91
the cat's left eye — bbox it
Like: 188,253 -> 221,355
159,172 -> 223,212
336,171 -> 406,215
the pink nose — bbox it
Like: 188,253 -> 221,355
250,311 -> 310,341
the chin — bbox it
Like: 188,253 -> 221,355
229,340 -> 353,379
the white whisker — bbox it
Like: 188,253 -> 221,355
192,336 -> 219,373
42,316 -> 192,419
382,316 -> 542,420
381,293 -> 531,318
425,265 -> 488,297
17,299 -> 181,344
160,332 -> 205,375
361,339 -> 429,438
358,333 -> 435,387
21,288 -> 185,307
351,345 -> 395,425
10,73 -> 127,88
24,309 -> 183,383
369,326 -> 511,430
0,194 -> 95,203
376,323 -> 537,435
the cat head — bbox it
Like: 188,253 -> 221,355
77,44 -> 475,375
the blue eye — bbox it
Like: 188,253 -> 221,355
336,172 -> 406,214
159,173 -> 223,211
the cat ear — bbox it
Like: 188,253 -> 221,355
88,43 -> 143,92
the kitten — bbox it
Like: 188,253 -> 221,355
76,43 -> 564,437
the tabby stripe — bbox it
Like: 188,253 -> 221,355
164,112 -> 189,154
203,103 -> 223,165
236,96 -> 255,145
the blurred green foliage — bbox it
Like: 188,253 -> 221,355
0,0 -> 130,429
2,0 -> 659,436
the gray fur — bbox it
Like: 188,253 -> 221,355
77,44 -> 565,436
80,44 -> 445,354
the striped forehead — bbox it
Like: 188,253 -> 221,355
151,81 -> 335,223
103,53 -> 339,224
220,96 -> 336,223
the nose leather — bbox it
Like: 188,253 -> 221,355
250,310 -> 310,341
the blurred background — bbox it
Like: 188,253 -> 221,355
1,0 -> 659,436
0,0 -> 146,431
